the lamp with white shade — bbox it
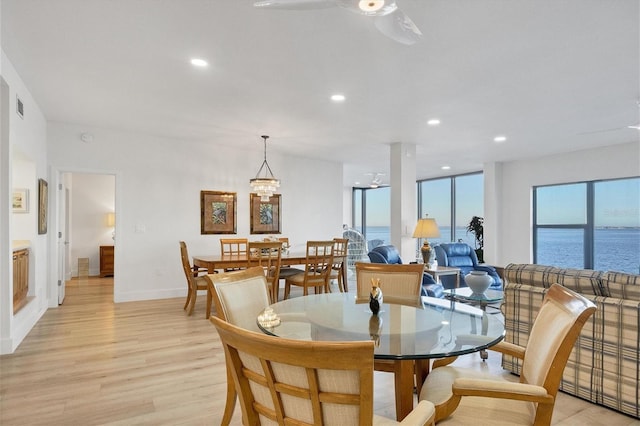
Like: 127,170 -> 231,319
412,215 -> 440,267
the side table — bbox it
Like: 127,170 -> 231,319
443,287 -> 504,360
424,265 -> 461,288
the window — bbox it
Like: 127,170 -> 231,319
351,186 -> 390,245
418,173 -> 484,247
352,172 -> 484,256
534,177 -> 639,274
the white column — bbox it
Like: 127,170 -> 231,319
483,161 -> 502,266
390,143 -> 417,262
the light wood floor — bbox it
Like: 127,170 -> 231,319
1,277 -> 638,425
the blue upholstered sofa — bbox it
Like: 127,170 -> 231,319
367,245 -> 444,298
433,242 -> 502,290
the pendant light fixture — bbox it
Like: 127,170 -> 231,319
250,135 -> 280,201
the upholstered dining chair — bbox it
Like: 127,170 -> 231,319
355,261 -> 426,392
219,238 -> 248,271
179,241 -> 211,317
283,240 -> 334,299
206,267 -> 272,426
355,262 -> 425,308
210,315 -> 436,426
419,283 -> 596,425
247,241 -> 282,303
328,237 -> 349,292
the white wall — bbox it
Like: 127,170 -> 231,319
69,173 -> 115,276
47,123 -> 344,303
487,141 -> 640,267
0,51 -> 50,354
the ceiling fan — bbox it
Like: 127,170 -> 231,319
578,100 -> 640,135
365,172 -> 386,188
253,0 -> 422,45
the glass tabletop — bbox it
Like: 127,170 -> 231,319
256,293 -> 504,360
444,287 -> 504,303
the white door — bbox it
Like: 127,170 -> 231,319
57,186 -> 69,304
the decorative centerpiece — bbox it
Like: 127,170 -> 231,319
465,270 -> 492,295
369,278 -> 383,314
257,307 -> 281,328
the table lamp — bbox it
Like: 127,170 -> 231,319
412,215 -> 441,267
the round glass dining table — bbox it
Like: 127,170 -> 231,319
256,292 -> 505,420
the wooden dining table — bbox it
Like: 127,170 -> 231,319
192,251 -> 349,293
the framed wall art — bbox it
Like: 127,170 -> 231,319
200,191 -> 237,234
250,193 -> 281,234
12,188 -> 29,213
38,179 -> 48,234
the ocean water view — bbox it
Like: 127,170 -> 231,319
361,226 -> 640,274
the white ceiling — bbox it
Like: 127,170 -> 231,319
2,0 -> 638,187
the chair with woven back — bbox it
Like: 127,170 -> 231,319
210,314 -> 436,425
328,237 -> 349,292
247,240 -> 282,303
283,240 -> 334,299
418,283 -> 597,425
219,238 -> 248,271
355,262 -> 425,308
179,241 -> 211,318
206,267 -> 272,425
355,261 -> 426,411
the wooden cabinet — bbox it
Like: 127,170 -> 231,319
100,245 -> 114,277
13,248 -> 29,313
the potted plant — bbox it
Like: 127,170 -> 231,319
466,216 -> 484,263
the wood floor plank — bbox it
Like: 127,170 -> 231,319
1,276 -> 637,425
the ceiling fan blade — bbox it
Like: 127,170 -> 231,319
254,0 -> 337,10
335,0 -> 398,16
373,7 -> 422,45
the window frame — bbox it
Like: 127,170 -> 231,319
533,176 -> 639,271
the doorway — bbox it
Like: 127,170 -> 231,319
56,172 -> 116,304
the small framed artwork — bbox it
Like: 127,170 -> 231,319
250,193 -> 281,234
12,188 -> 29,213
200,191 -> 237,234
38,179 -> 48,234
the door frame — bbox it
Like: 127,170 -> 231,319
50,168 -> 119,306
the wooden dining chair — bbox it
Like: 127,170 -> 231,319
179,241 -> 211,318
419,283 -> 596,425
354,261 -> 427,407
328,237 -> 349,292
206,267 -> 272,425
355,262 -> 425,308
276,236 -> 304,280
283,240 -> 334,299
210,315 -> 436,425
219,238 -> 248,271
247,241 -> 282,303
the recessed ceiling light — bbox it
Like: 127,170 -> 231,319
493,135 -> 507,142
359,0 -> 385,12
427,119 -> 441,126
331,94 -> 346,102
190,58 -> 208,67
441,165 -> 451,170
